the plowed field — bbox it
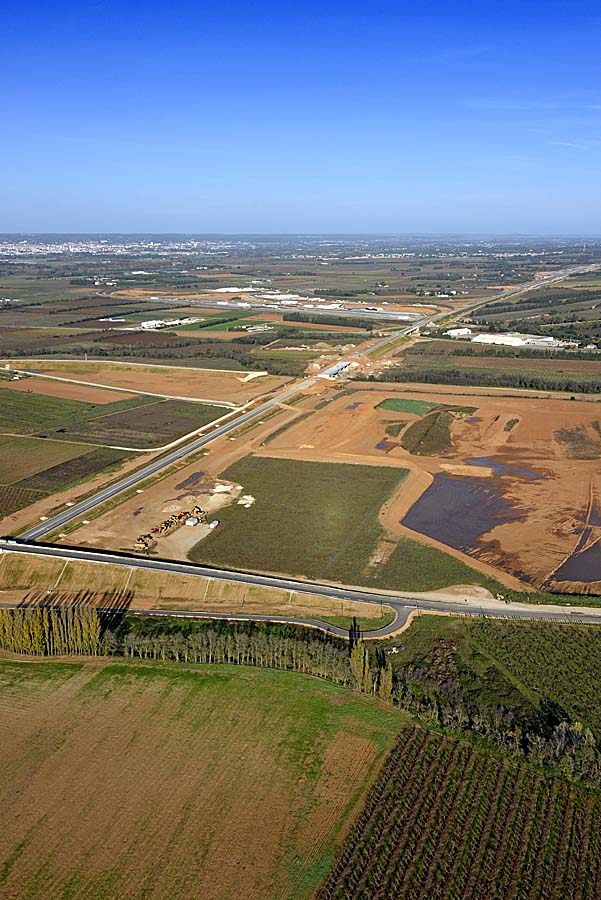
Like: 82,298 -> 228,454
0,658 -> 400,900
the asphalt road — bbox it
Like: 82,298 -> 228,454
3,540 -> 601,639
16,262 -> 596,541
18,377 -> 316,541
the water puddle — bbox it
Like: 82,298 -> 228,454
403,473 -> 526,553
465,456 -> 543,480
346,402 -> 363,410
589,503 -> 601,527
554,540 -> 601,584
176,471 -> 205,490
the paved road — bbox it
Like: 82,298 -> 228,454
18,378 -> 315,541
3,540 -> 601,639
16,262 -> 596,541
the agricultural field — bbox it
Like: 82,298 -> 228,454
0,373 -> 228,449
376,397 -> 438,416
52,398 -> 225,449
7,360 -> 288,403
190,457 -> 408,582
0,435 -> 93,483
0,657 -> 400,900
0,434 -> 133,519
188,455 -> 506,595
395,338 -> 601,392
318,726 -> 601,900
469,278 -> 601,343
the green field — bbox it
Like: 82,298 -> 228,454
0,435 -> 91,482
400,408 -> 455,455
0,436 -> 133,519
0,387 -> 225,450
0,657 -> 400,900
365,537 -> 504,593
189,457 -> 408,582
376,397 -> 437,415
57,398 -> 224,448
0,389 -> 155,436
189,456 -> 515,594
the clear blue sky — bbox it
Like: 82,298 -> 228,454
2,0 -> 600,233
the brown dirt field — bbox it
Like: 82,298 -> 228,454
0,658 -> 398,900
0,377 -> 136,404
5,360 -> 289,403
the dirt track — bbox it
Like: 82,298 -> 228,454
5,360 -> 289,403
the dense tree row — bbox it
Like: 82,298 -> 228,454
283,312 -> 376,330
232,328 -> 365,345
393,651 -> 601,785
0,606 -> 101,656
368,366 -> 601,393
104,618 -> 394,698
3,340 -> 305,377
411,343 -> 600,361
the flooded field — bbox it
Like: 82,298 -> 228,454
555,540 -> 601,584
402,473 -> 526,556
465,456 -> 544,481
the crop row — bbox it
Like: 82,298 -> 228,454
16,447 -> 131,493
317,727 -> 601,900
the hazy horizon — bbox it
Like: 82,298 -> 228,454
3,0 -> 600,233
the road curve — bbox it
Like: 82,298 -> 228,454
2,540 -> 601,639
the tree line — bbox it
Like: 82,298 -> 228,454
412,344 -> 600,361
368,367 -> 601,393
283,312 -> 376,330
0,606 -> 101,656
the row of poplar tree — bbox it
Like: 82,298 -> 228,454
115,626 -> 394,701
0,606 -> 101,656
0,605 -> 394,701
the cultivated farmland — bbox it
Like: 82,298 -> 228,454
0,382 -> 226,449
0,435 -> 92,483
317,727 -> 601,900
189,457 -> 408,582
0,658 -> 400,900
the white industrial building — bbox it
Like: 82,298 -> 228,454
471,332 -> 564,349
444,327 -> 473,338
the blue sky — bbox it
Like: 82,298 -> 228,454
2,0 -> 601,233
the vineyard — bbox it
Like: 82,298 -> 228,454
468,621 -> 601,740
317,726 -> 601,900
